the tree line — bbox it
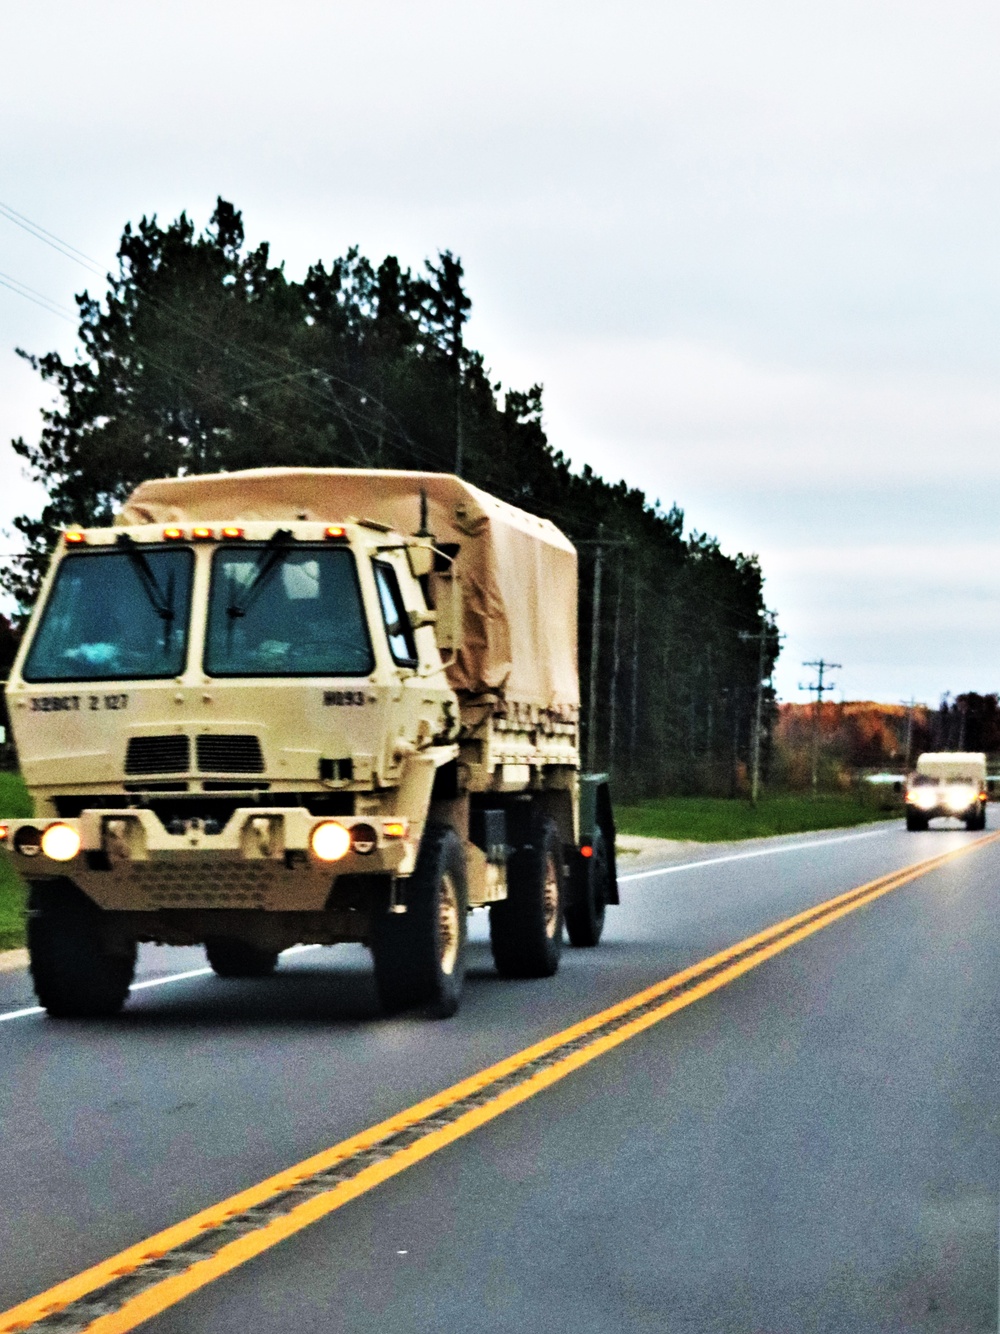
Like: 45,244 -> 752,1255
3,199 -> 779,796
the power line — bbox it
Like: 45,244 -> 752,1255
0,199 -> 103,275
0,270 -> 74,321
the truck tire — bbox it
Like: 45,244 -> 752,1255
565,827 -> 609,948
27,879 -> 136,1019
205,939 -> 280,978
490,814 -> 564,978
372,823 -> 468,1018
905,809 -> 928,831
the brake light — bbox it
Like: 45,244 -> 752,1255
580,844 -> 593,858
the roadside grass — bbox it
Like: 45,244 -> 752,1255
0,772 -> 31,950
615,792 -> 896,844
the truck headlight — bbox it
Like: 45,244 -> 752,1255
40,823 -> 81,861
945,785 -> 976,812
910,789 -> 937,810
310,821 -> 351,861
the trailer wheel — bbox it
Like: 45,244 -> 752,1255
27,879 -> 136,1019
566,827 -> 609,948
490,814 -> 564,978
372,823 -> 468,1018
205,939 -> 280,978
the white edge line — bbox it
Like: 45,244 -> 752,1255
618,825 -> 897,883
0,945 -> 323,1024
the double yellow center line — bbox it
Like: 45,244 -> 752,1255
4,832 -> 997,1334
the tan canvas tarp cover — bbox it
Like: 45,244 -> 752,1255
120,468 -> 579,712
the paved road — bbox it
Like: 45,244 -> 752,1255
1,820 -> 998,1331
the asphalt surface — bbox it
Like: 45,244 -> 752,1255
1,818 -> 998,1331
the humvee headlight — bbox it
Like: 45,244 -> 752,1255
945,785 -> 976,812
310,820 -> 351,861
41,823 -> 81,861
909,789 -> 937,810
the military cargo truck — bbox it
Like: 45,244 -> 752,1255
1,468 -> 617,1018
904,751 -> 988,831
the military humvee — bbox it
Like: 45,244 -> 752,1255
1,469 -> 616,1018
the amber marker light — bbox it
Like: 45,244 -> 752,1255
325,525 -> 346,539
310,820 -> 352,861
0,824 -> 8,843
41,823 -> 82,861
221,526 -> 244,539
163,527 -> 184,540
382,820 -> 408,839
64,529 -> 86,544
192,526 -> 214,540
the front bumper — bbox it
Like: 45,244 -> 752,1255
0,809 -> 413,912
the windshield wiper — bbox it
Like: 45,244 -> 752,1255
226,529 -> 294,621
116,533 -> 176,652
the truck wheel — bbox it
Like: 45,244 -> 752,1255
490,814 -> 564,978
372,823 -> 468,1018
27,879 -> 136,1019
905,809 -> 927,831
205,939 -> 280,978
565,827 -> 609,948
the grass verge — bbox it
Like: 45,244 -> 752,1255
0,772 -> 31,951
615,792 -> 895,844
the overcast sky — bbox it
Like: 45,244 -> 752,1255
1,1 -> 998,704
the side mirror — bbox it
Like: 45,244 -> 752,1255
406,543 -> 434,579
432,570 -> 463,654
893,781 -> 902,794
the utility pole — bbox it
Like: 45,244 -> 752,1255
900,698 -> 917,771
800,658 -> 841,798
577,529 -> 629,773
739,613 -> 780,805
586,527 -> 604,772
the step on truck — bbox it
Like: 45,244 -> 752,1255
1,468 -> 617,1018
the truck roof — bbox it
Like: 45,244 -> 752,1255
118,468 -> 579,713
915,751 -> 986,777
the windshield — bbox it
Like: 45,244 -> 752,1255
205,546 -> 374,677
22,548 -> 194,683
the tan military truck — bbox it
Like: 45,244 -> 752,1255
1,468 -> 617,1018
904,751 -> 988,832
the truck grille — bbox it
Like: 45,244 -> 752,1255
125,735 -> 191,775
196,734 -> 265,774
